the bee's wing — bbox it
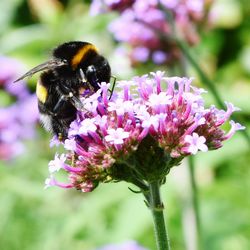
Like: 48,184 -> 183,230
14,59 -> 67,83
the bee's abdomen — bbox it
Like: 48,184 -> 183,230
36,78 -> 48,103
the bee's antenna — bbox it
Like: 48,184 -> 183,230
14,59 -> 67,83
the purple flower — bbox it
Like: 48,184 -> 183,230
46,72 -> 243,192
49,135 -> 62,147
64,138 -> 77,151
0,56 -> 24,83
48,153 -> 67,173
0,56 -> 29,99
223,121 -> 245,141
91,0 -> 214,65
90,0 -> 135,14
152,51 -> 168,64
131,46 -> 150,63
79,118 -> 97,135
0,95 -> 38,160
97,241 -> 148,250
184,133 -> 208,154
105,128 -> 130,145
0,56 -> 39,161
159,0 -> 178,9
44,175 -> 74,190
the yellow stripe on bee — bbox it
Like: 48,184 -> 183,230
36,79 -> 48,103
71,44 -> 98,68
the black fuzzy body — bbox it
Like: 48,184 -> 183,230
38,41 -> 111,139
38,69 -> 79,139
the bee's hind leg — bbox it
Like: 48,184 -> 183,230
51,118 -> 68,142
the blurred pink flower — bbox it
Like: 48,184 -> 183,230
0,56 -> 39,161
97,240 -> 148,250
90,0 -> 214,65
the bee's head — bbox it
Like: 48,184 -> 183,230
53,41 -> 99,70
13,41 -> 99,83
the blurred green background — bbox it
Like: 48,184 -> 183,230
0,0 -> 250,249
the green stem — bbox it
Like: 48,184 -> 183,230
177,40 -> 224,108
188,156 -> 203,250
180,55 -> 204,249
148,181 -> 171,250
131,178 -> 150,202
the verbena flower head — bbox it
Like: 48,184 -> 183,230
0,56 -> 38,161
90,0 -> 214,65
46,72 -> 244,192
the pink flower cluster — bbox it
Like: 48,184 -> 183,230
90,0 -> 213,65
46,71 -> 244,192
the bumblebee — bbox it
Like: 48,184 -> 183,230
15,41 -> 111,140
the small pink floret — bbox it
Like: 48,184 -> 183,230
105,128 -> 130,145
185,133 -> 208,155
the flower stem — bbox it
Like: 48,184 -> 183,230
148,181 -> 171,250
188,156 -> 203,250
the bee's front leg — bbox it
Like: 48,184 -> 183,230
53,85 -> 75,114
53,95 -> 67,113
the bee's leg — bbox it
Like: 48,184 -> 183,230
53,95 -> 67,114
51,117 -> 68,141
71,152 -> 76,166
108,75 -> 116,100
54,85 -> 84,112
79,68 -> 86,83
86,65 -> 100,91
54,84 -> 75,113
58,133 -> 64,142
